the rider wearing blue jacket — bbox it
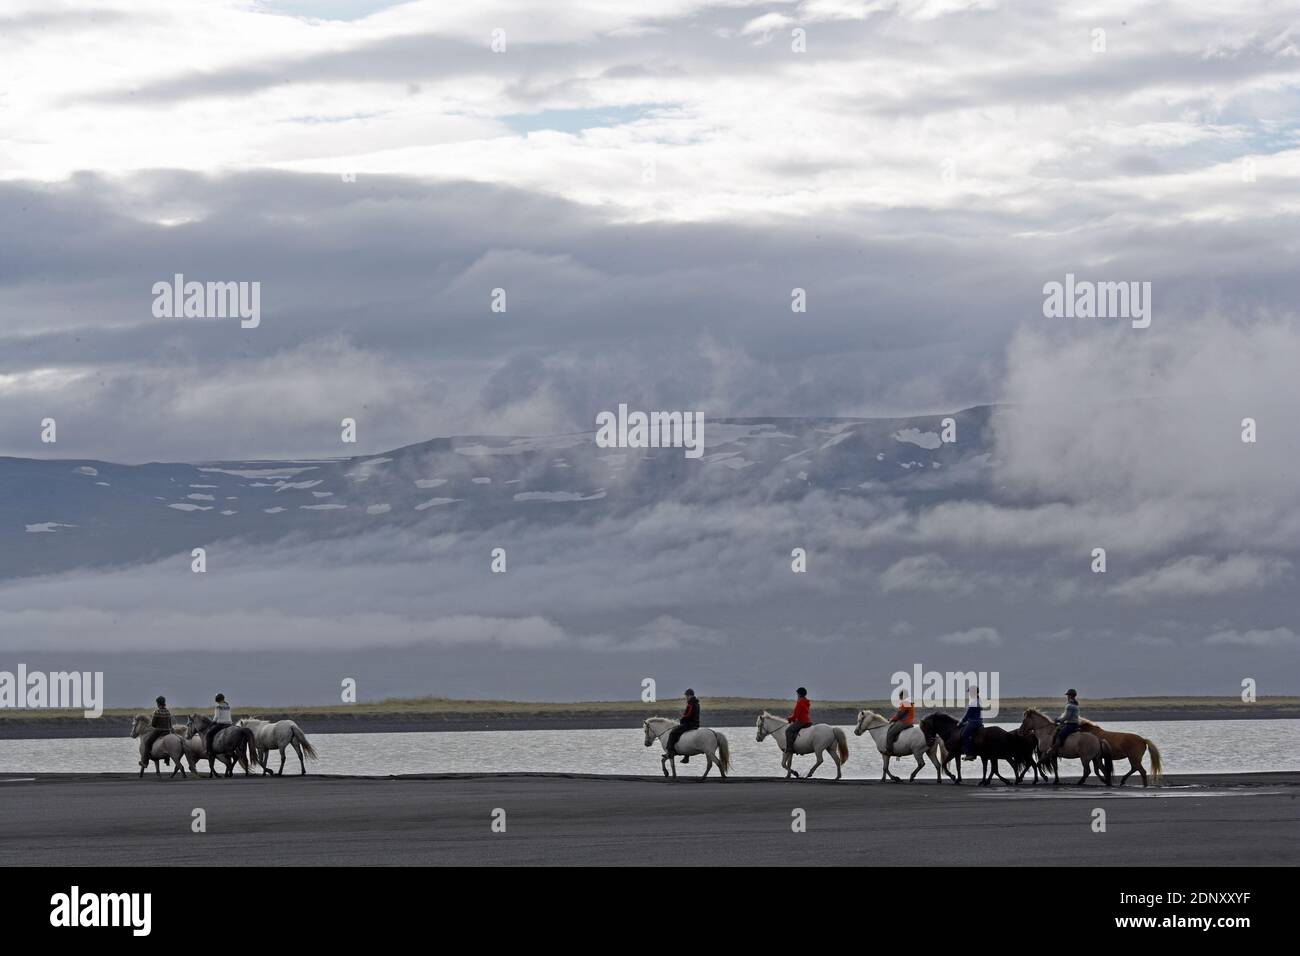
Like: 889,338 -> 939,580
957,689 -> 983,760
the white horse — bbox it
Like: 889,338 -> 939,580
642,718 -> 731,780
238,718 -> 319,776
853,710 -> 942,782
755,711 -> 849,779
129,715 -> 188,779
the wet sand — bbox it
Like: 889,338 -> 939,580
1,771 -> 1295,866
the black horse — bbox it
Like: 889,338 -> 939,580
1009,726 -> 1047,784
185,714 -> 257,778
920,713 -> 1022,786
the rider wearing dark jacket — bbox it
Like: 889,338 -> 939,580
140,696 -> 172,767
665,690 -> 701,760
957,691 -> 983,759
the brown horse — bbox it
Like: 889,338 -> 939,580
1080,719 -> 1162,787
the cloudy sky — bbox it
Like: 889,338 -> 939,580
1,0 -> 1297,705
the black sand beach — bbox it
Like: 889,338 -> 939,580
2,772 -> 1295,867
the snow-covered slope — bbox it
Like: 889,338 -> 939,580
3,407 -> 996,579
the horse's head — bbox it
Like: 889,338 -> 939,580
853,709 -> 869,736
919,713 -> 935,742
129,714 -> 147,738
755,712 -> 773,742
642,719 -> 659,747
185,714 -> 207,739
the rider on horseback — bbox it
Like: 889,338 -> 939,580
885,694 -> 915,754
202,693 -> 233,757
957,688 -> 983,760
785,687 -> 812,755
1044,689 -> 1081,761
141,696 -> 172,767
664,689 -> 700,762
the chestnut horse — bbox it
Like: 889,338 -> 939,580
1080,719 -> 1162,787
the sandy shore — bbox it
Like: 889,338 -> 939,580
3,698 -> 1297,739
1,771 -> 1295,866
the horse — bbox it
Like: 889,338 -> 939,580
853,710 -> 942,782
1018,709 -> 1113,786
1010,726 -> 1048,784
1080,719 -> 1162,787
642,718 -> 731,781
755,712 -> 849,779
129,715 -> 188,779
919,713 -> 1021,785
185,714 -> 256,778
238,718 -> 319,776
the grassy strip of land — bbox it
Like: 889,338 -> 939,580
3,695 -> 1296,721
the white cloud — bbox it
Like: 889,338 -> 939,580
937,626 -> 1002,645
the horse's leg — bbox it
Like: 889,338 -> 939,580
909,751 -> 923,781
295,740 -> 306,775
832,747 -> 842,780
661,753 -> 670,778
278,748 -> 286,776
993,758 -> 1011,785
1119,757 -> 1137,787
978,757 -> 990,786
1136,761 -> 1148,788
701,754 -> 713,781
806,746 -> 824,779
1077,754 -> 1090,786
208,755 -> 217,779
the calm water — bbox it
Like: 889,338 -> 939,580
1,719 -> 1295,778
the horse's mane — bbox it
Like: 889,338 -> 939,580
1079,717 -> 1099,728
643,716 -> 672,725
1023,707 -> 1050,721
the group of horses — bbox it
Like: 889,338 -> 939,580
644,707 -> 1163,786
129,713 -> 318,779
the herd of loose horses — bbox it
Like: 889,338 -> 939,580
643,708 -> 1164,786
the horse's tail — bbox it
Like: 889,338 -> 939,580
833,727 -> 849,764
1145,738 -> 1162,783
715,732 -> 730,774
292,725 -> 319,760
238,727 -> 255,772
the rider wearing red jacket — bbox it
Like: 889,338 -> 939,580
665,689 -> 701,762
785,687 -> 812,755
